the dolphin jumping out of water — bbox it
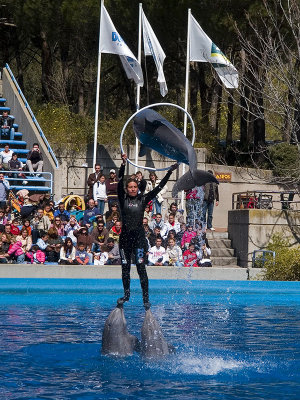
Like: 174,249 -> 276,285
133,109 -> 219,196
141,309 -> 175,358
101,306 -> 140,356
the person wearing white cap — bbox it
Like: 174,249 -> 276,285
105,168 -> 119,211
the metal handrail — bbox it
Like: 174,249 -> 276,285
232,190 -> 299,210
4,64 -> 59,169
0,169 -> 53,193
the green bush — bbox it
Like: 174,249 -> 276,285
268,142 -> 300,179
261,233 -> 300,281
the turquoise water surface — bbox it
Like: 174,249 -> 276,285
0,279 -> 299,399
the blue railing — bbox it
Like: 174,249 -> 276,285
4,64 -> 59,169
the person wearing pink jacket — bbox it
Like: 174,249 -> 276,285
181,225 -> 197,249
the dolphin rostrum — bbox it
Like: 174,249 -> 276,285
141,309 -> 175,358
101,306 -> 140,356
133,109 -> 219,196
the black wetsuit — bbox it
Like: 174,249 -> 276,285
118,164 -> 173,306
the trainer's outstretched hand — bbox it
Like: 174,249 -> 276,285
121,153 -> 127,165
169,162 -> 179,172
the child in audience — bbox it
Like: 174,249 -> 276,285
93,250 -> 109,265
197,239 -> 212,267
75,242 -> 90,265
176,222 -> 186,247
30,245 -> 46,264
10,219 -> 21,236
166,237 -> 183,267
22,219 -> 32,236
181,225 -> 196,250
183,243 -> 198,267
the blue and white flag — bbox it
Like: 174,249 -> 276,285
189,14 -> 238,89
100,4 -> 144,85
142,10 -> 168,96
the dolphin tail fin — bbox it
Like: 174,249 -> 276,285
139,144 -> 149,157
172,169 -> 219,198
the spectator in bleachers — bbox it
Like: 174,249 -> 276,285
10,219 -> 20,236
15,228 -> 32,262
109,220 -> 122,243
148,236 -> 169,266
53,202 -> 70,223
93,174 -> 107,215
202,175 -> 219,231
183,242 -> 198,267
106,212 -> 119,231
8,152 -> 27,185
59,237 -> 77,265
0,172 -> 10,209
93,249 -> 109,265
181,225 -> 197,250
31,208 -> 51,243
46,227 -> 63,262
103,237 -> 120,265
4,205 -> 12,221
143,204 -> 152,224
0,233 -> 11,263
75,243 -> 91,265
166,237 -> 183,267
105,169 -> 119,211
149,212 -> 165,231
105,201 -> 119,222
161,214 -> 181,239
91,220 -> 109,253
145,171 -> 168,216
0,144 -> 14,171
64,216 -> 80,245
30,245 -> 46,264
74,226 -> 93,253
82,199 -> 100,229
149,226 -> 165,248
0,111 -> 15,141
52,216 -> 65,239
0,209 -> 8,227
136,171 -> 147,194
4,224 -> 15,244
143,217 -> 152,240
87,163 -> 102,200
176,222 -> 186,247
197,239 -> 212,267
26,143 -> 43,176
43,203 -> 54,222
21,219 -> 32,236
164,202 -> 184,224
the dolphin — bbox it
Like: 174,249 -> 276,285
133,109 -> 219,196
101,306 -> 140,356
141,309 -> 175,358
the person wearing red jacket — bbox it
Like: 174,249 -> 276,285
183,243 -> 198,267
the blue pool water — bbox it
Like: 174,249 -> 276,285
0,279 -> 299,400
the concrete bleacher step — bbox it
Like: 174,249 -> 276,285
206,230 -> 239,267
0,140 -> 27,146
0,98 -> 6,104
0,148 -> 29,154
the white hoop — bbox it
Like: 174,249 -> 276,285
120,102 -> 195,171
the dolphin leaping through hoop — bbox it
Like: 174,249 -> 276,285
133,109 -> 218,196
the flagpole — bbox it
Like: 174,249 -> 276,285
134,3 -> 143,173
93,0 -> 104,169
181,8 -> 191,210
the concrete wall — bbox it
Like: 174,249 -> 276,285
228,209 -> 300,267
2,68 -> 59,194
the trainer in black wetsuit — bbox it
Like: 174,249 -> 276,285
117,154 -> 178,309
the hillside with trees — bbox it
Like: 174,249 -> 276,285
1,0 -> 299,178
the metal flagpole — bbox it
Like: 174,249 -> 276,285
93,0 -> 104,169
181,8 -> 191,209
134,3 -> 143,172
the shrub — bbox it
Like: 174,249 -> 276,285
261,233 -> 300,281
268,142 -> 300,179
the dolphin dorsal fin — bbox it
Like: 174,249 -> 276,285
139,144 -> 149,157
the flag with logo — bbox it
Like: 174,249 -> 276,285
142,10 -> 168,96
189,14 -> 238,89
100,4 -> 143,85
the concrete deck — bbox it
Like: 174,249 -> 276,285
0,265 -> 263,281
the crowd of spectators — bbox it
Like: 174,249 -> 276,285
0,161 -> 217,267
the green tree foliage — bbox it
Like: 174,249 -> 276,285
261,234 -> 300,281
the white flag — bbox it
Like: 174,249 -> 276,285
142,10 -> 168,96
189,14 -> 238,89
100,4 -> 143,85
